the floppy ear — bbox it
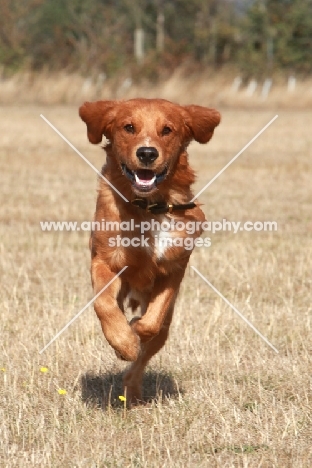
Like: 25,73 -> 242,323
79,100 -> 117,144
183,105 -> 221,144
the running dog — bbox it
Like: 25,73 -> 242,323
79,98 -> 220,405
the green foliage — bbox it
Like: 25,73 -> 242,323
237,0 -> 312,77
26,0 -> 133,74
0,0 -> 311,77
279,0 -> 312,71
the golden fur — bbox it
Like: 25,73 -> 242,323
79,98 -> 220,405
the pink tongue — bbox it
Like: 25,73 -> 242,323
136,169 -> 154,182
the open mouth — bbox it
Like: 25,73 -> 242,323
121,164 -> 167,192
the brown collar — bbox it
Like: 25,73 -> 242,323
131,198 -> 197,215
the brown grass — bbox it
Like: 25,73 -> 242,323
1,69 -> 312,109
0,103 -> 312,467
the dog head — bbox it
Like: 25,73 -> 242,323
79,98 -> 220,196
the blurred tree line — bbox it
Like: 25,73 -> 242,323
0,0 -> 311,80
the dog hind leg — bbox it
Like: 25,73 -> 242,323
123,304 -> 174,406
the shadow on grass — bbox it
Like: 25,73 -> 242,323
81,369 -> 183,409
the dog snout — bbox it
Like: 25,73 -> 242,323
136,147 -> 159,165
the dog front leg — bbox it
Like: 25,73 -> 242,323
130,262 -> 188,343
92,260 -> 140,361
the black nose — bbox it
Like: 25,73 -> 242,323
136,147 -> 159,165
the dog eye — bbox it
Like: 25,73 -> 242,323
124,124 -> 135,134
162,126 -> 172,136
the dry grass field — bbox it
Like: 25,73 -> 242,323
1,70 -> 312,109
0,102 -> 312,467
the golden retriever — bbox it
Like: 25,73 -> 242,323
79,98 -> 220,405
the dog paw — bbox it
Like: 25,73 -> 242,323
112,331 -> 141,362
115,350 -> 125,360
115,349 -> 135,361
130,317 -> 157,343
129,316 -> 141,327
